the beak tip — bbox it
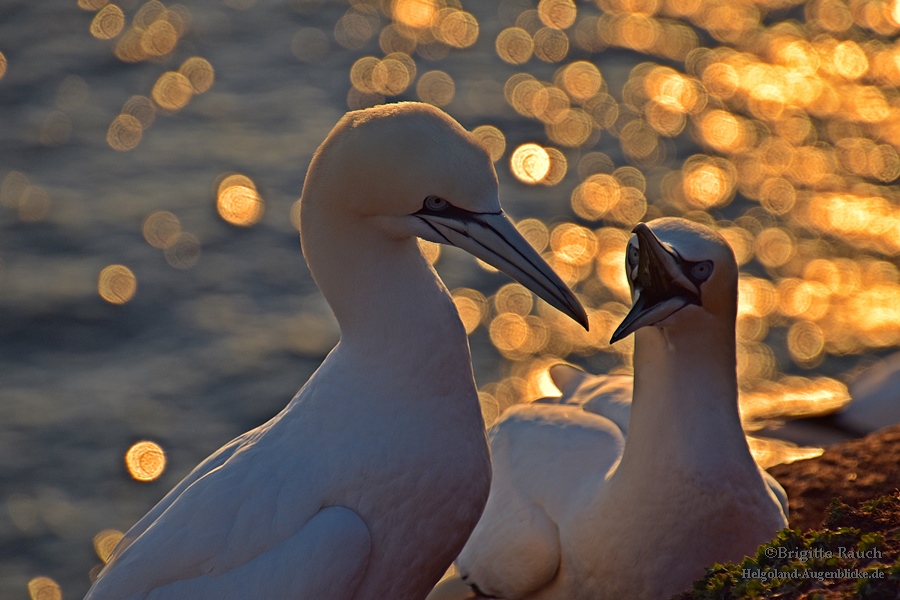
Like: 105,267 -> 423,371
575,309 -> 589,331
609,326 -> 628,345
570,303 -> 589,331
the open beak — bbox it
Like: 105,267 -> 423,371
415,208 -> 589,330
609,223 -> 699,344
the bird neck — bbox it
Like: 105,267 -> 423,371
302,210 -> 473,380
618,318 -> 754,478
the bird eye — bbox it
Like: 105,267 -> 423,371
627,243 -> 640,267
690,261 -> 713,281
424,196 -> 449,211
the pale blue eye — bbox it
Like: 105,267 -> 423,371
425,196 -> 448,211
627,243 -> 639,267
691,261 -> 712,281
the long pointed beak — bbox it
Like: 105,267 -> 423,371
416,210 -> 589,330
609,223 -> 698,344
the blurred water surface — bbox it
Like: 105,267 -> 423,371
2,0 -> 900,597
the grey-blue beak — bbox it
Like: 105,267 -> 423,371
415,207 -> 589,330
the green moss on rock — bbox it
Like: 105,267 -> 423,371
675,493 -> 900,599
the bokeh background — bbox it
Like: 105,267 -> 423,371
2,0 -> 900,597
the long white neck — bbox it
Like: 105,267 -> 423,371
616,316 -> 756,479
301,206 -> 474,399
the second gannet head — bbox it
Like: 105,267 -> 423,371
301,102 -> 588,329
610,217 -> 737,343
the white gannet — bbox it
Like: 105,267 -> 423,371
836,351 -> 900,435
541,365 -> 633,434
85,102 -> 588,600
449,218 -> 788,600
543,366 -> 814,478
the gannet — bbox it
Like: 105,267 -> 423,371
85,102 -> 588,600
449,218 -> 788,600
839,351 -> 900,435
542,366 -> 803,488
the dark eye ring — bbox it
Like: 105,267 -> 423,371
691,261 -> 713,281
424,196 -> 449,211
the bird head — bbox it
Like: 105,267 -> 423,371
300,102 -> 588,329
610,217 -> 737,343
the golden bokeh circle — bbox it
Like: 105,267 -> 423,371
496,27 -> 534,65
151,71 -> 193,111
125,440 -> 166,482
720,227 -> 754,266
683,161 -> 734,208
560,61 -> 602,100
27,577 -> 61,600
533,27 -> 569,62
489,312 -> 531,354
217,174 -> 265,227
541,147 -> 568,185
700,110 -> 745,153
143,211 -> 182,249
510,143 -> 551,184
479,390 -> 500,426
122,95 -> 156,129
134,1 -> 165,30
107,114 -> 143,152
141,19 -> 178,57
653,102 -> 688,138
393,0 -> 438,29
495,283 -> 534,316
334,12 -> 377,50
452,288 -> 487,334
833,40 -> 869,80
619,119 -> 659,161
93,529 -> 124,563
547,109 -> 594,147
164,233 -> 202,270
516,218 -> 550,252
437,9 -> 479,48
472,125 -> 506,162
416,70 -> 455,106
538,87 -> 572,124
759,177 -> 796,215
350,56 -> 381,94
551,223 -> 598,266
380,24 -> 417,55
788,320 -> 825,364
609,186 -> 647,226
179,57 -> 215,93
701,62 -> 739,99
90,4 -> 125,40
537,0 -> 577,30
98,265 -> 137,305
571,173 -> 620,220
372,56 -> 412,96
756,228 -> 795,268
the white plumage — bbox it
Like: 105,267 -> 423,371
86,102 -> 587,600
840,351 -> 900,435
449,218 -> 788,600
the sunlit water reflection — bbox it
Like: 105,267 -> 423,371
1,0 -> 899,596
